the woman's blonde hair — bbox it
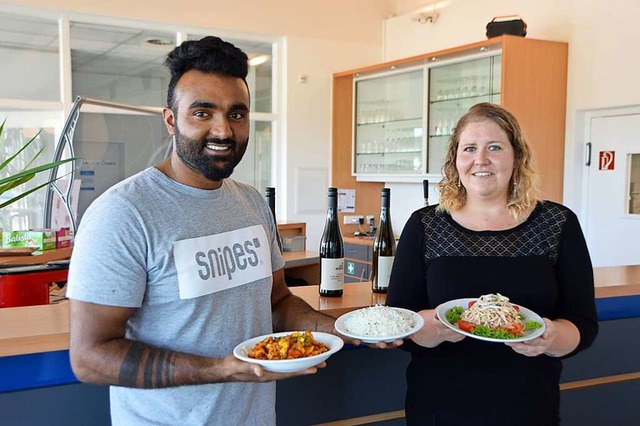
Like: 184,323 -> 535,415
437,103 -> 539,219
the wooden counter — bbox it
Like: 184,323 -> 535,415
594,265 -> 640,298
282,250 -> 319,285
0,247 -> 72,266
292,282 -> 387,317
2,265 -> 640,357
343,235 -> 374,246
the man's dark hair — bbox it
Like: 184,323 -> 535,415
164,36 -> 249,109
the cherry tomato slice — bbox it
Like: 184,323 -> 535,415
500,322 -> 524,336
457,320 -> 476,333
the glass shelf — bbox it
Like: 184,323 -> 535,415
356,117 -> 423,127
429,92 -> 501,105
357,150 -> 422,156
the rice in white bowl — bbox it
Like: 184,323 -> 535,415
343,305 -> 414,337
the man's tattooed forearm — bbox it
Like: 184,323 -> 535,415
119,342 -> 176,388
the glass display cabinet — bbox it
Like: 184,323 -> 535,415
427,55 -> 501,173
353,69 -> 424,176
332,36 -> 569,223
352,53 -> 502,179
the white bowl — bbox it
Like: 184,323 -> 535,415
233,331 -> 344,373
334,306 -> 424,343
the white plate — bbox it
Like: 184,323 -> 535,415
435,298 -> 546,343
233,331 -> 343,373
334,306 -> 424,343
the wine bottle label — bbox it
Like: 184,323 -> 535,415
376,256 -> 395,289
320,258 -> 344,290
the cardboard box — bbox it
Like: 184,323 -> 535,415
56,227 -> 74,249
282,236 -> 306,252
2,230 -> 57,251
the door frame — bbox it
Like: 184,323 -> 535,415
579,105 -> 640,231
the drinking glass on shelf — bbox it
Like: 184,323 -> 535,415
357,138 -> 366,153
358,103 -> 368,124
452,81 -> 462,99
461,77 -> 470,98
413,156 -> 422,172
369,139 -> 378,154
434,112 -> 444,136
479,75 -> 488,96
470,76 -> 479,97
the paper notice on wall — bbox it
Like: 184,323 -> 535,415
51,179 -> 81,230
338,188 -> 355,213
75,140 -> 125,224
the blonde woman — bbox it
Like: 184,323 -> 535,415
387,103 -> 598,426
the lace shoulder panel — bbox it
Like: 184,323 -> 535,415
419,203 -> 569,264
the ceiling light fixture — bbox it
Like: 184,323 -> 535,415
145,38 -> 173,46
248,55 -> 270,67
411,0 -> 449,24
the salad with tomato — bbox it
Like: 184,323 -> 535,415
444,294 -> 542,340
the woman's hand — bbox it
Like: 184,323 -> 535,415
506,318 -> 580,357
410,308 -> 465,348
505,318 -> 557,357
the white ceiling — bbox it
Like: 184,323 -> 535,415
0,12 -> 272,79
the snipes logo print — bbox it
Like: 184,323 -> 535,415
195,238 -> 262,281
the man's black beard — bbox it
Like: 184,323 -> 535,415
174,131 -> 247,182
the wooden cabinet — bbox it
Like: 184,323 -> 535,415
332,35 -> 568,234
277,222 -> 306,239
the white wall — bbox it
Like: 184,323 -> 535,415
283,35 -> 381,249
383,0 -> 640,233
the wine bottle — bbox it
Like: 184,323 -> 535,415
264,187 -> 283,253
371,188 -> 396,293
423,179 -> 429,206
319,187 -> 344,297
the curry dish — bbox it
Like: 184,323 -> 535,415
247,331 -> 329,360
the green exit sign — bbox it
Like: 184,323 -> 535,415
346,261 -> 356,275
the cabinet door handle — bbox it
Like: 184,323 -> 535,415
585,142 -> 592,166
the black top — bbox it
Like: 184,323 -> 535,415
386,201 -> 598,426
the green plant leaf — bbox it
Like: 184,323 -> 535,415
0,173 -> 35,196
0,127 -> 43,172
0,179 -> 53,209
0,120 -> 78,210
0,158 -> 76,188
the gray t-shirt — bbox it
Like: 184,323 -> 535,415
67,167 -> 285,425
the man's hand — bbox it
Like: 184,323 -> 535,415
221,354 -> 325,382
